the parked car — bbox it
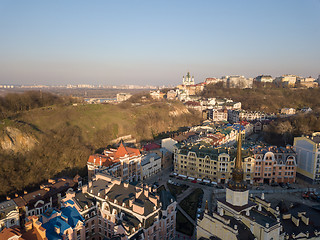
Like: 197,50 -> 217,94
310,192 -> 318,200
302,191 -> 310,199
216,185 -> 224,189
271,182 -> 279,187
191,180 -> 197,183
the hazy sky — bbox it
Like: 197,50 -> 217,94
1,0 -> 320,86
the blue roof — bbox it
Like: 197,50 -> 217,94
42,216 -> 71,240
65,200 -> 74,205
61,206 -> 84,228
41,206 -> 84,240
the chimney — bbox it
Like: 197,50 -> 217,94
6,196 -> 10,200
15,193 -> 18,198
24,190 -> 28,194
258,204 -> 262,211
261,192 -> 265,200
54,225 -> 60,235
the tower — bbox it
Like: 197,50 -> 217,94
225,125 -> 249,206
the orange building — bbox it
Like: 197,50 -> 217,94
252,146 -> 297,184
87,143 -> 142,182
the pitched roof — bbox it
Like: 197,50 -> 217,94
87,154 -> 115,167
114,143 -> 140,158
0,227 -> 22,239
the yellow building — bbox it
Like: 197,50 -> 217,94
173,143 -> 254,184
197,130 -> 282,240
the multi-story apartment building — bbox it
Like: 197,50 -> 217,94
40,206 -> 85,240
228,109 -> 267,123
252,146 -> 297,184
274,74 -> 297,87
141,153 -> 161,180
0,200 -> 19,231
221,75 -> 253,88
294,133 -> 320,184
62,172 -> 176,240
254,75 -> 273,83
116,93 -> 132,102
296,76 -> 317,88
207,109 -> 228,122
87,143 -> 142,181
12,177 -> 78,226
174,143 -> 254,184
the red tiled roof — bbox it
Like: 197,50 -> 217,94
143,143 -> 161,151
87,154 -> 115,167
88,143 -> 140,167
114,143 -> 140,158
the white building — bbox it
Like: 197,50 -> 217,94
221,75 -> 253,89
294,133 -> 320,184
254,75 -> 273,83
182,72 -> 195,86
161,138 -> 178,153
116,93 -> 132,102
141,153 -> 162,180
0,200 -> 20,231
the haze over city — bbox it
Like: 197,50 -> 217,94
1,0 -> 320,86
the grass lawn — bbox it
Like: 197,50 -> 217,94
176,210 -> 194,236
179,188 -> 204,220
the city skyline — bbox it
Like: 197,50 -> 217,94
1,0 -> 320,86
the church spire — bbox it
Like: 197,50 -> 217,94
227,121 -> 247,191
235,125 -> 242,170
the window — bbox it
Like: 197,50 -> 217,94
10,219 -> 15,225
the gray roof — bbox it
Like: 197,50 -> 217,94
279,202 -> 320,238
73,191 -> 96,210
141,153 -> 161,166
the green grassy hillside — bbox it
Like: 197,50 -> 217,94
0,101 -> 201,197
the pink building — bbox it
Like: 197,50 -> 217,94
252,146 -> 297,184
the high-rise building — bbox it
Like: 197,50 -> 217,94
294,133 -> 320,184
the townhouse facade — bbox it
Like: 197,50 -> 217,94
0,200 -> 20,231
173,143 -> 255,184
252,146 -> 297,184
141,153 -> 162,180
228,109 -> 267,123
207,109 -> 228,122
294,133 -> 320,184
12,177 -> 78,227
62,172 -> 176,240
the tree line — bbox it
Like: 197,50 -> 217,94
0,91 -> 77,119
263,112 -> 320,146
201,83 -> 320,113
